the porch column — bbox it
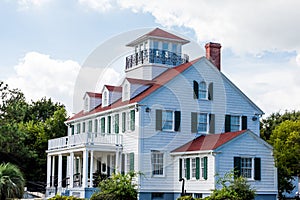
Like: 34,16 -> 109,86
47,155 -> 51,187
69,152 -> 74,188
115,147 -> 120,173
58,154 -> 63,188
89,150 -> 94,187
82,150 -> 88,188
51,156 -> 55,187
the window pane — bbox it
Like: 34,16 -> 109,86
198,113 -> 208,132
191,158 -> 196,178
162,111 -> 173,131
152,151 -> 164,175
199,81 -> 207,99
231,116 -> 240,131
241,158 -> 252,178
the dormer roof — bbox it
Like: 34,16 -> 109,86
85,92 -> 102,98
126,78 -> 155,85
104,85 -> 122,92
126,28 -> 190,46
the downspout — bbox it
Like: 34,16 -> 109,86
138,104 -> 143,200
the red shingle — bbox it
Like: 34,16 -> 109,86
105,85 -> 122,92
146,28 -> 189,43
172,130 -> 247,152
86,92 -> 102,98
67,57 -> 201,122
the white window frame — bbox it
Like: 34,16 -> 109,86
151,151 -> 164,177
162,110 -> 174,131
197,113 -> 209,133
241,157 -> 254,180
231,115 -> 241,132
103,91 -> 108,106
191,158 -> 196,179
199,81 -> 207,99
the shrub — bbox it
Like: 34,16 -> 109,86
48,195 -> 84,200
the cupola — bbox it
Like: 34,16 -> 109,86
125,28 -> 190,80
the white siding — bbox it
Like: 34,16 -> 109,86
136,58 -> 263,193
215,133 -> 277,194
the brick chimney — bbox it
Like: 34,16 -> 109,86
205,42 -> 221,70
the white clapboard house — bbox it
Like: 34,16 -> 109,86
46,28 -> 278,200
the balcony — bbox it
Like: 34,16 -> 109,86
48,133 -> 123,151
125,49 -> 189,70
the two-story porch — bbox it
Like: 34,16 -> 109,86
45,132 -> 123,198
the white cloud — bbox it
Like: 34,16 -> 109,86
78,0 -> 113,12
6,52 -> 81,114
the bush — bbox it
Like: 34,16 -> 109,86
48,195 -> 84,200
177,195 -> 196,200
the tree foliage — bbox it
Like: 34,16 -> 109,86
91,172 -> 138,200
0,81 -> 68,191
205,172 -> 256,200
0,163 -> 25,200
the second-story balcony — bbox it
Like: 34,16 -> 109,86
125,49 -> 189,70
47,133 -> 123,151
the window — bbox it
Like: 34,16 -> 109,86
130,110 -> 135,131
94,119 -> 98,133
162,110 -> 173,131
82,122 -> 86,133
191,158 -> 196,178
225,115 -> 247,132
124,84 -> 129,100
114,114 -> 119,133
153,41 -> 159,50
151,151 -> 164,176
84,98 -> 88,111
172,43 -> 177,53
71,125 -> 74,135
179,157 -> 208,180
88,120 -> 92,132
192,113 -> 214,134
122,112 -> 126,133
152,193 -> 164,200
234,157 -> 261,180
101,117 -> 105,134
156,110 -> 181,132
76,123 -> 81,134
103,91 -> 108,106
199,81 -> 207,99
198,113 -> 208,133
107,116 -> 111,134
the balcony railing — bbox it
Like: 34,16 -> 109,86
48,133 -> 123,150
125,49 -> 189,70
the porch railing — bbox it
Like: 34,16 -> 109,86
48,133 -> 123,150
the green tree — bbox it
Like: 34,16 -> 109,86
0,163 -> 25,200
260,110 -> 300,141
91,172 -> 138,200
205,172 -> 255,200
269,120 -> 300,198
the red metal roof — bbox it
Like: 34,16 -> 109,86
146,28 -> 189,42
67,57 -> 201,122
105,85 -> 122,92
126,78 -> 155,85
172,130 -> 247,153
86,92 -> 102,98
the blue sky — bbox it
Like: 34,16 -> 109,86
1,0 -> 300,116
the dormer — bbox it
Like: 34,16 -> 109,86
83,92 -> 102,112
125,28 -> 190,80
101,85 -> 122,107
121,78 -> 154,102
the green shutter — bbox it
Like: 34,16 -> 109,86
193,81 -> 199,99
130,110 -> 135,131
208,82 -> 213,100
108,116 -> 111,134
71,125 -> 74,135
122,112 -> 126,133
101,117 -> 105,134
94,119 -> 98,133
88,120 -> 92,132
156,109 -> 162,131
130,152 -> 134,171
203,157 -> 208,180
191,112 -> 198,133
179,158 -> 182,179
254,157 -> 261,180
209,114 -> 215,134
82,122 -> 86,132
121,154 -> 125,175
234,157 -> 241,178
225,115 -> 231,132
196,157 -> 200,180
242,116 -> 247,130
115,114 -> 119,134
186,158 -> 190,180
174,111 -> 181,131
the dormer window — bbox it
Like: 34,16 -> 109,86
103,91 -> 108,106
199,81 -> 207,99
124,84 -> 129,100
84,97 -> 89,111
